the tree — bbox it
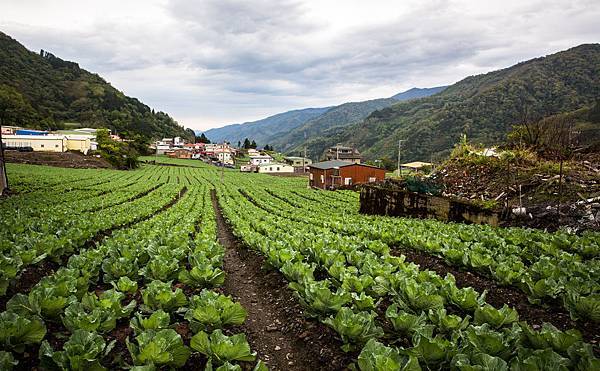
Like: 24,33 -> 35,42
0,85 -> 37,127
250,140 -> 257,149
237,141 -> 241,148
196,133 -> 210,144
264,144 -> 272,151
243,138 -> 251,149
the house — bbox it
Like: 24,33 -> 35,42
249,155 -> 272,166
284,156 -> 312,171
2,134 -> 67,152
167,149 -> 192,159
155,137 -> 186,154
325,145 -> 361,164
1,126 -> 22,135
400,161 -> 433,172
240,164 -> 254,172
257,163 -> 294,174
247,148 -> 260,156
214,149 -> 234,164
308,160 -> 385,189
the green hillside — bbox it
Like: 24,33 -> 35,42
303,44 -> 600,162
0,31 -> 194,142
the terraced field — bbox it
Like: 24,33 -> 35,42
1,161 -> 598,370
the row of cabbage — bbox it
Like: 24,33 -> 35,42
0,169 -> 176,296
1,168 -> 265,370
214,174 -> 598,370
263,186 -> 600,324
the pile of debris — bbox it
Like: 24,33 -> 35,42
428,154 -> 600,232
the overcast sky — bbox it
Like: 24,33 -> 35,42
1,0 -> 599,131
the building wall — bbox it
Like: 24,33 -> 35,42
339,165 -> 385,185
309,165 -> 385,188
66,138 -> 91,154
258,164 -> 294,173
308,168 -> 327,188
2,136 -> 66,152
250,157 -> 271,165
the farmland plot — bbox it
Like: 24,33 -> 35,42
0,162 -> 598,370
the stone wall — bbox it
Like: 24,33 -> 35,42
359,185 -> 500,226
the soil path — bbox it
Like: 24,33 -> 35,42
211,190 -> 353,371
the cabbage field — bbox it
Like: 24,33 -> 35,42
0,162 -> 598,370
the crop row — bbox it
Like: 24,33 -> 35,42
1,173 -> 265,370
261,185 -> 600,324
214,174 -> 599,370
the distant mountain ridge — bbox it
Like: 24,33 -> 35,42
0,31 -> 194,142
302,44 -> 600,162
201,107 -> 330,145
202,86 -> 447,148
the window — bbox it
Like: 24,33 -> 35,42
40,144 -> 45,148
368,177 -> 376,183
269,167 -> 272,171
332,168 -> 339,176
320,175 -> 324,183
309,173 -> 313,180
55,145 -> 59,148
276,167 -> 280,171
344,178 -> 352,185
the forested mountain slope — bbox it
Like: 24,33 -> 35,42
306,44 -> 600,162
0,31 -> 193,141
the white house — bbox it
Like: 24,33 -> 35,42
257,163 -> 294,174
215,149 -> 234,164
247,148 -> 260,156
249,155 -> 272,166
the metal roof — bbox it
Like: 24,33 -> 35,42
308,160 -> 357,170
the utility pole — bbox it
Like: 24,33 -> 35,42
303,146 -> 307,173
220,141 -> 225,184
0,122 -> 8,195
397,139 -> 406,177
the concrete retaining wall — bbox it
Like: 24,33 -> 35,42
359,185 -> 500,226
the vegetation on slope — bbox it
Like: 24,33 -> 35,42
305,44 -> 600,162
0,31 -> 194,142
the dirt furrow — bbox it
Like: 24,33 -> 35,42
211,190 -> 352,371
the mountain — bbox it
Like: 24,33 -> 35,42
0,31 -> 194,142
202,86 -> 446,149
272,87 -> 448,153
391,86 -> 447,100
202,107 -> 330,146
302,44 -> 600,162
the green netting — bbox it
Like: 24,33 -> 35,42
404,176 -> 444,195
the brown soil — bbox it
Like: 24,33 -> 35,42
392,247 -> 600,351
211,191 -> 353,371
6,150 -> 112,169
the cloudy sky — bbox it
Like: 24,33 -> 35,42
1,0 -> 599,130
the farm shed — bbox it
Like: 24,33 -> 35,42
2,134 -> 66,152
308,160 -> 385,189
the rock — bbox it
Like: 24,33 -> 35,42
274,346 -> 281,351
265,324 -> 278,332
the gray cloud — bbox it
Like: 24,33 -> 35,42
1,0 -> 599,130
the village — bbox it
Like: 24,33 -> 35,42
1,124 -> 438,190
